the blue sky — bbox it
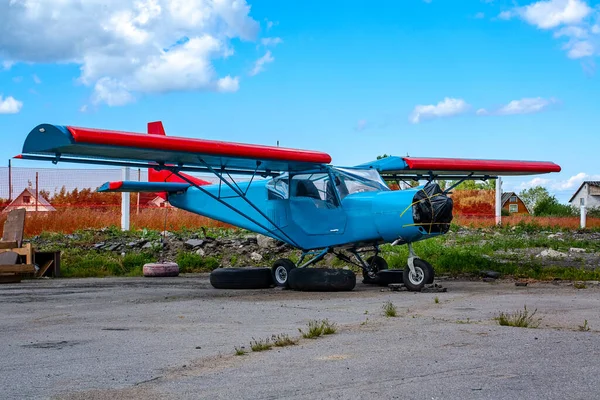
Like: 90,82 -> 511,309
1,0 -> 599,202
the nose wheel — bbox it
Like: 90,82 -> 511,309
403,243 -> 434,291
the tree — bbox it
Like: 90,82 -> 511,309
449,179 -> 496,191
533,195 -> 575,217
519,186 -> 551,213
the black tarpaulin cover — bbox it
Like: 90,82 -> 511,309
412,183 -> 453,234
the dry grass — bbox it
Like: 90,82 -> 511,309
0,207 -> 232,237
453,215 -> 600,229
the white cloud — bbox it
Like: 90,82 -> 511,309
498,11 -> 513,20
496,97 -> 557,115
565,40 -> 595,58
519,0 -> 591,29
409,97 -> 470,124
32,74 -> 41,84
474,12 -> 485,19
0,95 -> 23,114
476,108 -> 489,115
261,37 -> 283,47
519,173 -> 600,192
355,119 -> 367,131
2,61 -> 14,70
249,51 -> 274,76
79,105 -> 88,113
0,0 -> 263,106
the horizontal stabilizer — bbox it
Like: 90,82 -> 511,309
98,181 -> 191,193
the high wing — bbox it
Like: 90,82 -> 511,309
358,156 -> 561,180
18,124 -> 332,175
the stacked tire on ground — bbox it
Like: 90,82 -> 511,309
143,262 -> 180,277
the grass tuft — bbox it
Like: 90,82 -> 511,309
234,346 -> 247,356
382,301 -> 397,317
578,320 -> 590,332
271,333 -> 299,347
299,319 -> 337,338
250,337 -> 273,352
495,305 -> 541,328
434,296 -> 440,304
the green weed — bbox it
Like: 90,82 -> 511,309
495,305 -> 541,328
234,346 -> 247,356
250,337 -> 273,352
299,319 -> 337,338
271,333 -> 299,347
382,301 -> 397,317
578,320 -> 590,332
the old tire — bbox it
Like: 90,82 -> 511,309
362,256 -> 388,284
143,262 -> 180,277
210,267 -> 273,289
288,268 -> 356,292
403,261 -> 432,292
272,258 -> 296,287
376,269 -> 404,286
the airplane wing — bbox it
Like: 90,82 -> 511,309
358,156 -> 561,180
18,124 -> 332,175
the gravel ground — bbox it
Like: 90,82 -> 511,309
1,275 -> 599,399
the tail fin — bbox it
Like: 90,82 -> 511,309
147,121 -> 211,197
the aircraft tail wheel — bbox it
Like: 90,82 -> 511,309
288,268 -> 356,292
271,258 -> 296,287
210,268 -> 273,289
402,260 -> 432,292
362,256 -> 388,284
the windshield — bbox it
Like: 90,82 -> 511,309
333,167 -> 390,199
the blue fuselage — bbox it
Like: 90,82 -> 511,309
168,179 -> 444,251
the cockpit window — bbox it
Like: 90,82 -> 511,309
267,173 -> 289,199
289,173 -> 339,207
333,167 -> 390,200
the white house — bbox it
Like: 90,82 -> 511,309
2,188 -> 56,213
569,181 -> 600,209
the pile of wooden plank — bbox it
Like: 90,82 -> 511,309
0,209 -> 57,283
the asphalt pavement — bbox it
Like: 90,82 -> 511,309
1,275 -> 599,399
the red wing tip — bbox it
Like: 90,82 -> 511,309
108,181 -> 124,190
13,154 -> 23,159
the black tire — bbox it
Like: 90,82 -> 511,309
210,267 -> 273,289
288,268 -> 356,292
272,258 -> 296,287
376,269 -> 404,286
403,261 -> 432,292
362,256 -> 388,284
419,259 -> 435,284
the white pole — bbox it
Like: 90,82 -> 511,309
121,167 -> 130,231
580,203 -> 586,229
495,177 -> 502,226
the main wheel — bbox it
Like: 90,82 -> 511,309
271,258 -> 296,287
362,256 -> 388,284
403,260 -> 432,292
288,268 -> 356,292
210,267 -> 273,289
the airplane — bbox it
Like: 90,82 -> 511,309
17,122 -> 561,291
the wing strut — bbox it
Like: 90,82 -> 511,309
197,159 -> 301,248
163,163 -> 300,248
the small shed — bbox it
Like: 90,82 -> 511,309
2,188 -> 56,213
501,192 -> 530,215
568,181 -> 600,209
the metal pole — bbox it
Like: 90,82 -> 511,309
580,201 -> 586,229
8,159 -> 12,202
495,177 -> 502,226
136,168 -> 140,215
35,172 -> 39,212
121,167 -> 130,231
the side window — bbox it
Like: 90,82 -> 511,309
267,174 -> 289,200
290,173 -> 339,208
